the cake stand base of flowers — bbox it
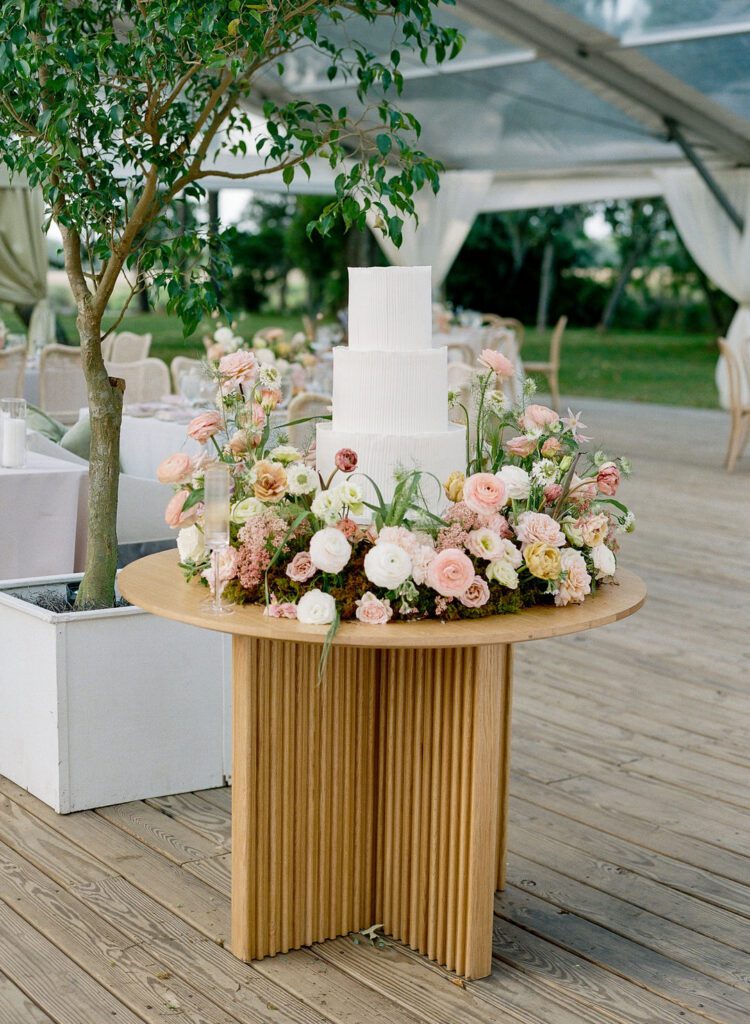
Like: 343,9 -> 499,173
120,549 -> 645,981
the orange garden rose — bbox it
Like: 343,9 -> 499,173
253,460 -> 287,502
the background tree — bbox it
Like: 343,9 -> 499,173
0,0 -> 461,609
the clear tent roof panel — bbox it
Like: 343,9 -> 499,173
551,0 -> 750,39
640,34 -> 750,121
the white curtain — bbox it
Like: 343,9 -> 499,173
0,185 -> 48,306
656,167 -> 750,407
370,171 -> 493,291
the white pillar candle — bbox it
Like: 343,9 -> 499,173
1,417 -> 26,468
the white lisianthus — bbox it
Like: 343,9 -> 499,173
531,458 -> 558,485
364,542 -> 413,590
214,326 -> 234,345
486,558 -> 519,589
177,525 -> 206,563
499,538 -> 523,568
231,496 -> 265,524
255,348 -> 275,365
286,464 -> 319,496
497,465 -> 531,500
591,543 -> 616,579
334,481 -> 365,517
296,589 -> 336,625
258,364 -> 281,387
466,527 -> 505,561
309,527 -> 351,574
311,488 -> 344,524
269,444 -> 302,466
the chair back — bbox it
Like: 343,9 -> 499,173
302,314 -> 316,342
446,341 -> 476,365
0,346 -> 26,399
108,358 -> 170,405
39,345 -> 87,424
285,391 -> 331,449
170,356 -> 204,393
482,316 -> 525,351
549,316 -> 567,370
109,331 -> 152,363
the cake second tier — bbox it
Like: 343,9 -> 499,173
331,346 -> 450,435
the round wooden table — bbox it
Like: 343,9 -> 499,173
120,549 -> 645,980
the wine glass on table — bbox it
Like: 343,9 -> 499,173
201,464 -> 234,616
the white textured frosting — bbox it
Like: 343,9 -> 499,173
332,347 -> 449,434
317,423 -> 466,509
348,266 -> 432,352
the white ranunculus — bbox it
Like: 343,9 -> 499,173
177,525 -> 206,564
311,488 -> 344,524
214,326 -> 234,344
486,558 -> 519,589
287,464 -> 319,496
497,465 -> 531,500
591,543 -> 616,579
297,589 -> 336,625
231,496 -> 265,524
364,542 -> 412,590
309,527 -> 351,574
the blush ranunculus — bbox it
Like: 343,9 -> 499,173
426,547 -> 476,598
519,404 -> 560,433
165,489 -> 200,528
460,576 -> 490,608
597,461 -> 621,496
505,435 -> 538,458
355,592 -> 393,624
462,473 -> 507,516
219,350 -> 258,393
157,452 -> 193,485
187,411 -> 222,444
479,349 -> 515,379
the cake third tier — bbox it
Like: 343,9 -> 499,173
331,346 -> 450,435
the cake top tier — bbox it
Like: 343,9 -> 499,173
348,266 -> 432,351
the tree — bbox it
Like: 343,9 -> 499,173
0,0 -> 460,608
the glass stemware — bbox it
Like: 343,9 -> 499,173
200,464 -> 234,616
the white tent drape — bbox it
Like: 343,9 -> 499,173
370,171 -> 493,291
0,181 -> 47,307
656,167 -> 750,408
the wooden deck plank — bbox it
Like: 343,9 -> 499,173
0,974 -> 56,1024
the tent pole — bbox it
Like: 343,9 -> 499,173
665,118 -> 745,233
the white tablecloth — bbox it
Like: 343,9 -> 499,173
119,412 -> 202,479
0,451 -> 88,580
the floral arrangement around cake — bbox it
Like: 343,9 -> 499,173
159,346 -> 633,630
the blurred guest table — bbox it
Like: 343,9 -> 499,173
0,450 -> 88,580
23,363 -> 40,406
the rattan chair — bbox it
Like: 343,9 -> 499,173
0,345 -> 26,399
109,331 -> 152,363
482,315 -> 526,351
447,341 -> 476,365
718,337 -> 750,472
524,315 -> 567,411
39,345 -> 88,424
170,356 -> 204,393
285,391 -> 332,449
107,358 -> 170,405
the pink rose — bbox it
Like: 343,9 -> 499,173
426,547 -> 476,598
460,576 -> 490,609
462,473 -> 507,516
355,592 -> 393,625
286,551 -> 316,583
335,448 -> 358,473
514,511 -> 565,548
187,411 -> 222,444
219,350 -> 258,393
554,548 -> 592,607
544,483 -> 563,504
165,489 -> 200,528
336,517 -> 359,539
541,437 -> 562,457
597,461 -> 621,496
479,349 -> 514,379
157,452 -> 193,485
265,596 -> 298,619
519,404 -> 559,433
505,435 -> 538,458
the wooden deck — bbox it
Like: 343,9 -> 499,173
1,398 -> 749,1024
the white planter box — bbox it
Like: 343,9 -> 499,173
0,574 -> 232,813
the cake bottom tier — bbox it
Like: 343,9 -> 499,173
316,422 -> 466,512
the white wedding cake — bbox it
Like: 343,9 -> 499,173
316,266 -> 466,509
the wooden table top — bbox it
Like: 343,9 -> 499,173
119,549 -> 646,649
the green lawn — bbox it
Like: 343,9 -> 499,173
39,308 -> 721,410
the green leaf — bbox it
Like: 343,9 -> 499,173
376,133 -> 392,157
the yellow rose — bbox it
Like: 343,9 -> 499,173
524,541 -> 562,580
444,470 -> 465,503
253,460 -> 287,502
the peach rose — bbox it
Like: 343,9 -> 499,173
519,404 -> 559,433
462,473 -> 507,516
253,460 -> 287,502
187,411 -> 222,444
515,511 -> 565,548
286,551 -> 316,582
479,349 -> 514,379
541,437 -> 562,457
426,547 -> 476,598
460,576 -> 490,609
219,350 -> 258,393
157,452 -> 193,485
165,489 -> 201,528
505,435 -> 538,458
597,461 -> 621,496
524,541 -> 562,581
554,548 -> 591,606
355,592 -> 393,625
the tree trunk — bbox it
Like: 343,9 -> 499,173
536,241 -> 554,331
598,243 -> 641,332
74,306 -> 125,610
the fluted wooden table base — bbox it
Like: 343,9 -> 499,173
231,637 -> 514,980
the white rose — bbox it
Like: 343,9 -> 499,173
231,496 -> 265,524
214,326 -> 234,344
287,464 -> 319,496
364,542 -> 413,590
486,558 -> 519,589
591,543 -> 616,579
309,527 -> 351,574
177,525 -> 206,563
311,488 -> 344,524
297,589 -> 336,625
497,465 -> 531,500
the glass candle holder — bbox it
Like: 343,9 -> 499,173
0,398 -> 27,469
201,463 -> 234,616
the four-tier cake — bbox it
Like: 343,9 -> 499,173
316,266 -> 466,508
